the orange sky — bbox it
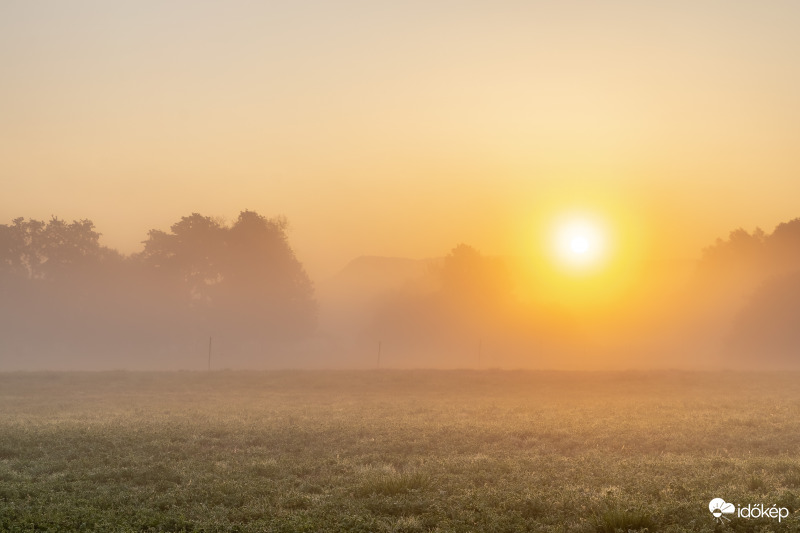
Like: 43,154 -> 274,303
3,1 -> 800,280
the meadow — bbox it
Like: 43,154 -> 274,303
1,369 -> 800,532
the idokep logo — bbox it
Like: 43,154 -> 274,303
709,498 -> 735,523
709,498 -> 791,523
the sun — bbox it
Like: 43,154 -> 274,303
520,197 -> 648,308
519,200 -> 644,309
550,212 -> 609,273
570,236 -> 589,254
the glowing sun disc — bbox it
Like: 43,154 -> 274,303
570,236 -> 589,254
550,212 -> 609,272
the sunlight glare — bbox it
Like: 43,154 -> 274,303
570,236 -> 590,254
551,212 -> 609,273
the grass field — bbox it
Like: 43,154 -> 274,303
1,370 -> 800,532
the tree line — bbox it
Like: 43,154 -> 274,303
698,218 -> 800,365
0,211 -> 316,365
2,210 -> 800,368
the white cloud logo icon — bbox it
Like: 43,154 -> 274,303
709,498 -> 735,522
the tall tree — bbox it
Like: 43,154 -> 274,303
221,211 -> 316,337
139,210 -> 316,341
141,213 -> 226,305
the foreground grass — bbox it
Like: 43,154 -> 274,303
1,370 -> 800,532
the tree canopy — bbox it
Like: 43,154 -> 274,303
0,211 -> 316,366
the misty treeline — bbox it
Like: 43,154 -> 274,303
697,218 -> 800,364
328,218 -> 800,369
2,212 -> 800,369
0,211 -> 315,367
358,244 -> 560,367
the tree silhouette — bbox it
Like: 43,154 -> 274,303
220,211 -> 315,338
700,217 -> 800,366
139,210 -> 316,342
0,211 -> 316,367
766,217 -> 800,267
697,227 -> 766,286
698,218 -> 800,281
439,243 -> 512,309
0,216 -> 108,281
0,216 -> 126,364
366,243 -> 516,359
141,213 -> 226,305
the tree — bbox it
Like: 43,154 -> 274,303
139,210 -> 316,342
0,216 -> 125,363
0,211 -> 316,366
696,217 -> 800,367
698,219 -> 800,282
221,211 -> 316,337
367,243 -> 515,355
141,213 -> 226,305
439,243 -> 512,309
767,217 -> 800,268
698,227 -> 766,281
0,216 -> 105,281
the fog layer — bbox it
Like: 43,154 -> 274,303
2,213 -> 799,370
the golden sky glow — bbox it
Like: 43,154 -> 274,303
3,1 -> 800,283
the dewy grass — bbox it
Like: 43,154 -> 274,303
594,508 -> 655,532
356,471 -> 431,497
1,370 -> 800,532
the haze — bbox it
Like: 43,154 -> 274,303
3,1 -> 800,370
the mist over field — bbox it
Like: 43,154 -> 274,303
2,212 -> 800,371
4,2 -> 800,530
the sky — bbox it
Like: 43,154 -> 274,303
3,1 -> 800,280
